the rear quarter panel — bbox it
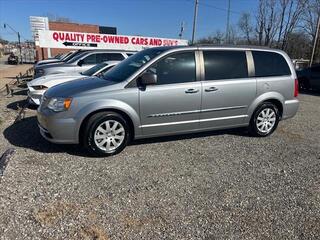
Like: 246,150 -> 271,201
246,50 -> 297,122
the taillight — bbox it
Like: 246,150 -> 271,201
294,79 -> 299,97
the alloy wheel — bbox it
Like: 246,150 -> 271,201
256,108 -> 276,133
94,120 -> 125,152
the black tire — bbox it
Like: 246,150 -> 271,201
82,111 -> 130,157
249,102 -> 280,137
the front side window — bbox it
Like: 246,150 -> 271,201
148,51 -> 196,85
252,51 -> 291,77
203,50 -> 248,80
82,54 -> 97,65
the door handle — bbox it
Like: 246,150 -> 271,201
185,88 -> 199,94
205,87 -> 218,92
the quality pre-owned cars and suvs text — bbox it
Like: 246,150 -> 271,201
37,46 -> 299,156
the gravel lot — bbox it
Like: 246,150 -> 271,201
0,66 -> 319,239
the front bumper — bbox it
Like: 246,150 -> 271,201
27,89 -> 45,105
37,108 -> 79,144
282,98 -> 299,120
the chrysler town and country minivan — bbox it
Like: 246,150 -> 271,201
37,46 -> 299,156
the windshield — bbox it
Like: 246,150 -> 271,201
102,48 -> 167,82
66,51 -> 87,63
54,53 -> 63,59
61,51 -> 76,61
82,62 -> 108,76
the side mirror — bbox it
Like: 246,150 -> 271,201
139,72 -> 157,85
96,72 -> 103,78
77,59 -> 84,66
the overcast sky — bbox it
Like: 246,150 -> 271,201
0,0 -> 258,42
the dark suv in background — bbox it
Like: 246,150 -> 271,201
297,64 -> 320,91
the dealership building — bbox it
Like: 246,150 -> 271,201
30,17 -> 117,60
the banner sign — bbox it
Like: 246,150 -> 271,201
38,30 -> 188,51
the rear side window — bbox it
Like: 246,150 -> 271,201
203,50 -> 248,80
252,51 -> 291,77
97,53 -> 124,62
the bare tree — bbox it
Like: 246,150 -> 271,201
238,13 -> 253,44
197,30 -> 225,45
255,0 -> 279,46
301,0 -> 320,42
45,13 -> 72,23
285,31 -> 312,58
255,0 -> 266,45
263,0 -> 278,46
280,0 -> 307,49
277,0 -> 290,45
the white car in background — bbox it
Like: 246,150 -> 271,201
28,61 -> 120,105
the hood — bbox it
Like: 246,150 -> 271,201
36,59 -> 61,65
28,73 -> 83,88
45,76 -> 118,98
35,62 -> 69,70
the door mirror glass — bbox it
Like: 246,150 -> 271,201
77,59 -> 84,66
140,72 -> 157,85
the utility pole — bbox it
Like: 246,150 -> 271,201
191,0 -> 199,44
225,0 -> 231,44
4,23 -> 22,64
310,15 -> 320,67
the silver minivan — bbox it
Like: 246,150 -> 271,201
37,46 -> 299,156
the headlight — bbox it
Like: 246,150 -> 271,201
47,97 -> 72,112
32,85 -> 48,90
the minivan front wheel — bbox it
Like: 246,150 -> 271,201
249,102 -> 280,137
82,112 -> 130,156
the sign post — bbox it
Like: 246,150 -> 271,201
29,16 -> 50,58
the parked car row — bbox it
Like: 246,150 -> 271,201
29,49 -> 136,104
34,46 -> 299,157
34,50 -> 76,66
34,50 -> 135,78
28,60 -> 120,105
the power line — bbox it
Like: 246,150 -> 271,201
197,1 -> 242,15
0,24 -> 29,41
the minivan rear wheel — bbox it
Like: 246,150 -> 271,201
249,102 -> 280,137
82,111 -> 130,157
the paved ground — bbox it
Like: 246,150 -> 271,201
0,65 -> 319,239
